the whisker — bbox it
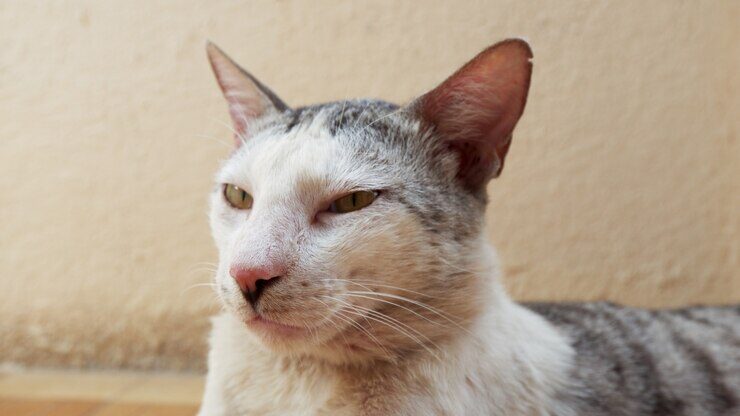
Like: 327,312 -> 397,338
341,292 -> 451,331
208,116 -> 240,137
316,277 -> 470,335
208,115 -> 248,145
188,261 -> 219,267
346,291 -> 463,324
180,282 -> 218,296
185,268 -> 218,278
316,310 -> 351,346
335,302 -> 442,362
334,309 -> 392,358
345,291 -> 485,347
327,296 -> 440,351
316,297 -> 391,357
186,266 -> 218,272
321,278 -> 440,300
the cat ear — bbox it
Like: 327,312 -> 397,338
413,39 -> 533,190
206,42 -> 289,145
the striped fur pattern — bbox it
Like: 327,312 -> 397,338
199,41 -> 739,415
528,302 -> 739,415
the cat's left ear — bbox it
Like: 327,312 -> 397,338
206,42 -> 289,145
412,39 -> 533,191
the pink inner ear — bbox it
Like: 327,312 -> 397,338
420,40 -> 532,189
224,94 -> 264,138
210,66 -> 268,143
206,42 -> 288,147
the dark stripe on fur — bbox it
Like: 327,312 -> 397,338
526,302 -> 739,416
667,325 -> 737,414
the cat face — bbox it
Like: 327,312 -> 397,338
206,41 -> 532,362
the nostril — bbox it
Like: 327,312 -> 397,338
254,276 -> 279,295
246,275 -> 281,305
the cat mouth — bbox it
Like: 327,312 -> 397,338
245,315 -> 312,338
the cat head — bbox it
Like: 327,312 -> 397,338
206,40 -> 532,363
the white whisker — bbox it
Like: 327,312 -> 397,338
208,116 -> 240,137
321,278 -> 440,299
341,292 -> 451,331
327,295 -> 440,351
315,297 -> 391,357
330,299 -> 442,362
346,291 -> 463,324
180,282 -> 219,296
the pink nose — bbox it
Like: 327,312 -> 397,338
229,264 -> 284,305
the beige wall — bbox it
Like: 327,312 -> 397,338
1,1 -> 737,370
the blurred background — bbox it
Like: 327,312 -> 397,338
0,0 -> 737,404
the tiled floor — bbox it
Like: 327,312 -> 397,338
0,370 -> 204,415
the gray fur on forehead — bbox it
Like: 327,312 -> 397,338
275,98 -> 445,182
276,98 -> 438,171
283,99 -> 401,136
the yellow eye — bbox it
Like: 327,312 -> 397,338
329,190 -> 377,214
223,184 -> 253,210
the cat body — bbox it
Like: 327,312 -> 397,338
198,40 -> 739,415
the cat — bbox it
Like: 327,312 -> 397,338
197,39 -> 739,415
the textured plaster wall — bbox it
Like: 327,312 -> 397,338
1,1 -> 737,370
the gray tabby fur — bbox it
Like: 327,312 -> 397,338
529,302 -> 739,415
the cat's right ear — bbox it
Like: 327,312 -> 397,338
410,39 -> 533,192
206,42 -> 289,146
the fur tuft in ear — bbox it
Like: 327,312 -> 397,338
415,39 -> 533,191
206,42 -> 289,145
